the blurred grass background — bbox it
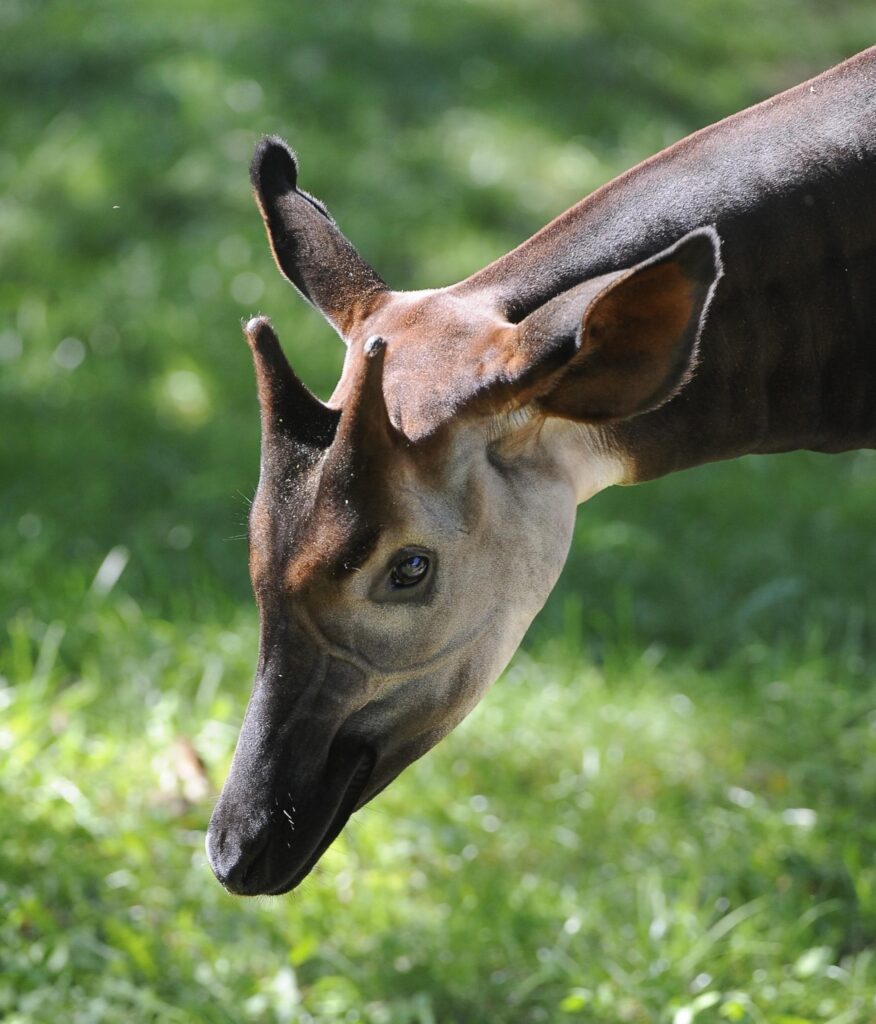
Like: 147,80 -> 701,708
2,1 -> 876,1022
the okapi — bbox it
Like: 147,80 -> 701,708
207,48 -> 876,895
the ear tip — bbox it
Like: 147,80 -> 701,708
674,225 -> 724,283
250,135 -> 299,195
689,223 -> 721,253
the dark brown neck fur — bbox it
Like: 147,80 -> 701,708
459,48 -> 876,479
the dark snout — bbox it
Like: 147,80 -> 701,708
206,644 -> 373,896
206,736 -> 373,895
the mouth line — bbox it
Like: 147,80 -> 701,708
267,752 -> 374,895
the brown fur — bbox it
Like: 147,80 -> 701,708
208,49 -> 876,896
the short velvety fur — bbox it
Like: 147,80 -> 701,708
208,49 -> 876,897
457,49 -> 876,476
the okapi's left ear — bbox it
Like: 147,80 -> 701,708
251,137 -> 387,339
514,227 -> 722,422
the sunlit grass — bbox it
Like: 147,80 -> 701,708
2,591 -> 875,1020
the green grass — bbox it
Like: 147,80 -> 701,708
2,1 -> 876,1021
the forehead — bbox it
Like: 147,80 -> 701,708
364,289 -> 501,337
249,424 -> 484,598
333,289 -> 514,441
248,289 -> 500,590
249,449 -> 386,591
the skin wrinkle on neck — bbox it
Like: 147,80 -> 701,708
484,407 -> 629,505
536,417 -> 630,504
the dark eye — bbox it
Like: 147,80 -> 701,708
390,553 -> 430,588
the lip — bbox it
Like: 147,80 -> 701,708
261,751 -> 375,895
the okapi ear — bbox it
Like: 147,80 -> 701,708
250,137 -> 388,339
515,227 -> 722,423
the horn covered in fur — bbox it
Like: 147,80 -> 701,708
244,316 -> 338,450
324,335 -> 403,476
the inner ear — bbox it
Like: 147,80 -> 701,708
525,228 -> 722,423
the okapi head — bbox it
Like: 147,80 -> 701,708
207,137 -> 721,895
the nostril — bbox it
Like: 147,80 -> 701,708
206,823 -> 273,894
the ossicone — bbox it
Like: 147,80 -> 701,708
243,316 -> 338,450
327,334 -> 404,472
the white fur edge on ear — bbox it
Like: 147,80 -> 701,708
504,226 -> 721,400
526,225 -> 724,423
576,225 -> 724,350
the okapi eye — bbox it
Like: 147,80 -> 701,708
390,553 -> 430,588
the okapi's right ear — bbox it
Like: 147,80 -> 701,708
512,227 -> 722,423
250,137 -> 387,339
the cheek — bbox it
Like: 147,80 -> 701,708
478,486 -> 577,619
528,508 -> 577,600
318,600 -> 462,674
362,629 -> 517,755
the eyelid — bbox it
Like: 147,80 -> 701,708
386,545 -> 431,569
